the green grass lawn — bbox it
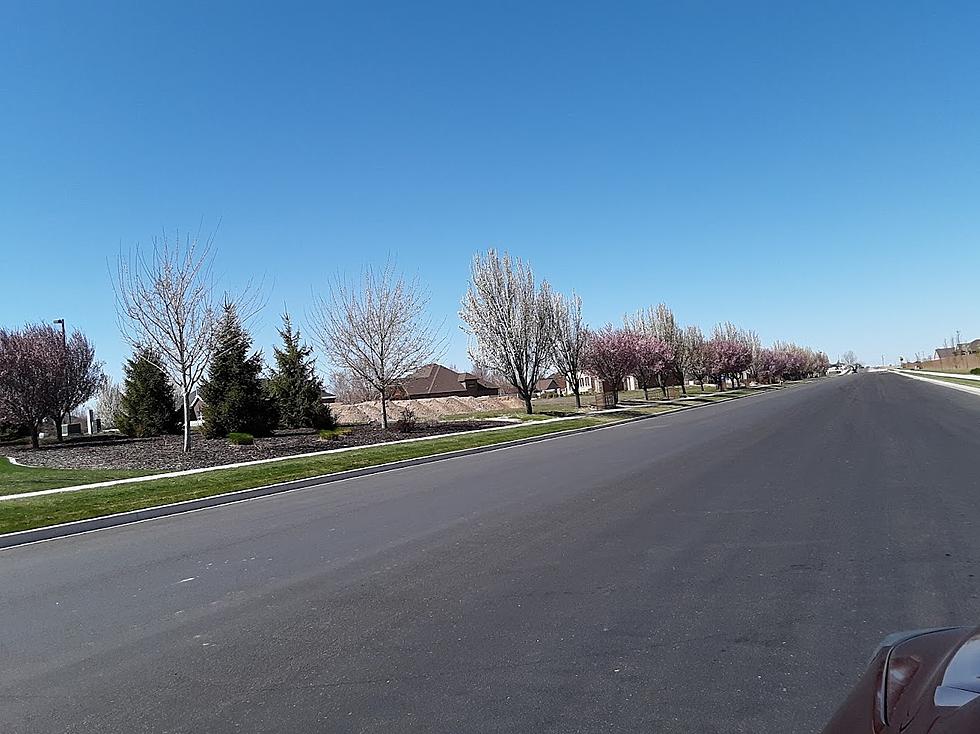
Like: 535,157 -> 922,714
624,405 -> 685,416
0,416 -> 621,535
0,458 -> 147,497
912,373 -> 980,390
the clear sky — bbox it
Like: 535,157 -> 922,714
2,0 -> 978,378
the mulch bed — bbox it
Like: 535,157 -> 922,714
6,422 -> 498,472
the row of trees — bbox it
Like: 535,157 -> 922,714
0,303 -> 332,449
460,250 -> 829,410
579,321 -> 829,404
111,308 -> 333,441
3,232 -> 829,452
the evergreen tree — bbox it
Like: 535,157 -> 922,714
200,303 -> 277,438
116,346 -> 180,437
266,312 -> 334,429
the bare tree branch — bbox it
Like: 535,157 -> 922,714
460,250 -> 554,415
112,226 -> 260,452
309,260 -> 446,429
551,290 -> 587,408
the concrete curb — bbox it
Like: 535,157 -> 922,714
0,386 -> 784,550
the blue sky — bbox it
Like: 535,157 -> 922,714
2,1 -> 978,378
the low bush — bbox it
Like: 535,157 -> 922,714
971,368 -> 980,376
395,406 -> 419,433
318,427 -> 351,441
312,404 -> 338,431
228,432 -> 254,446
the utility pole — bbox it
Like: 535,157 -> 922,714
53,318 -> 68,435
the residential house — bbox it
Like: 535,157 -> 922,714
577,372 -> 639,393
393,363 -> 500,399
936,338 -> 980,360
533,374 -> 564,396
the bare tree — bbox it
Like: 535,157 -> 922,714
840,350 -> 857,367
468,364 -> 509,387
52,329 -> 106,441
683,325 -> 709,391
94,377 -> 123,429
460,250 -> 554,415
626,304 -> 686,396
551,290 -> 587,408
114,227 -> 257,452
327,368 -> 376,404
310,261 -> 445,429
0,324 -> 64,449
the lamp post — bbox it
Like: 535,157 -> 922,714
53,319 -> 68,435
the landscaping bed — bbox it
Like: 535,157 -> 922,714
5,421 -> 499,472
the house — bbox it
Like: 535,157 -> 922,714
936,339 -> 980,360
577,372 -> 639,393
534,376 -> 563,396
394,363 -> 500,399
188,390 -> 204,420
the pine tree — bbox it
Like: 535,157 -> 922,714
267,312 -> 333,429
117,346 -> 180,437
200,303 -> 277,438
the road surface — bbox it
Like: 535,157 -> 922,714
2,373 -> 979,733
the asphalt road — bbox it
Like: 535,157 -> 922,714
2,373 -> 979,733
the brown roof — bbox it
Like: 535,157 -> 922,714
936,348 -> 956,359
398,364 -> 497,398
534,377 -> 560,391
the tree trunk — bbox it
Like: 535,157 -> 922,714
30,425 -> 40,450
182,393 -> 192,453
573,383 -> 581,408
678,370 -> 687,396
381,392 -> 389,430
54,414 -> 64,443
658,375 -> 667,398
523,393 -> 533,415
643,386 -> 649,400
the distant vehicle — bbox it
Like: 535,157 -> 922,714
822,626 -> 980,732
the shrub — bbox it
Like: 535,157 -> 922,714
228,432 -> 254,445
395,405 -> 419,433
312,404 -> 337,431
971,368 -> 980,376
318,427 -> 350,441
0,422 -> 28,443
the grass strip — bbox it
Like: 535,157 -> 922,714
0,460 -> 147,496
912,374 -> 980,390
0,416 -> 614,535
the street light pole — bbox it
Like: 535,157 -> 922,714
53,319 -> 68,436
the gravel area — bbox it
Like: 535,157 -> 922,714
7,422 -> 499,472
